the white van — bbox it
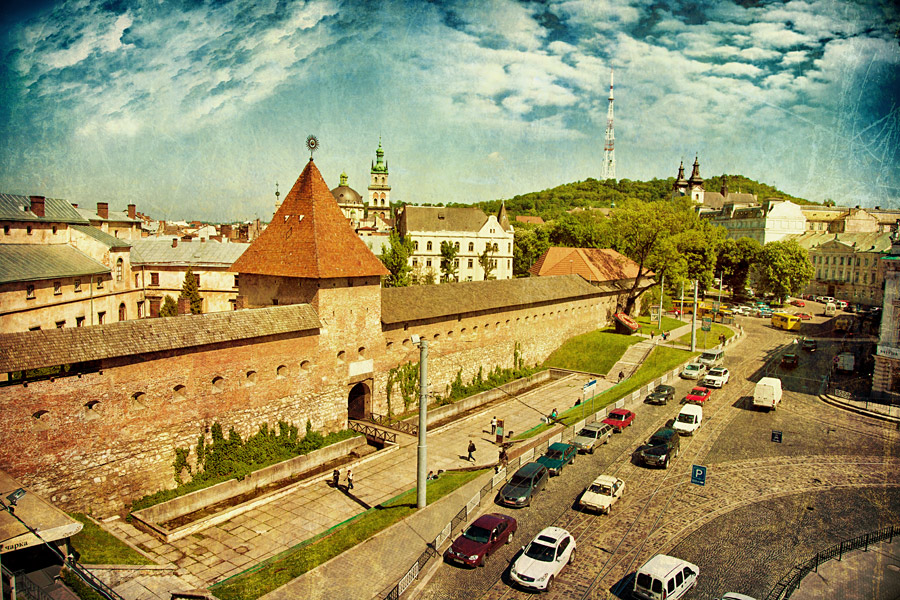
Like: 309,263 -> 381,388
697,348 -> 724,368
753,377 -> 782,410
824,302 -> 837,316
673,404 -> 703,436
633,554 -> 699,600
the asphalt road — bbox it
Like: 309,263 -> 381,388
417,310 -> 900,600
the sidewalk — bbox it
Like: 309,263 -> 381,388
791,538 -> 900,600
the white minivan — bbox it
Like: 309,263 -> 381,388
697,348 -> 724,368
673,404 -> 703,436
633,554 -> 699,600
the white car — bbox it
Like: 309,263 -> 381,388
681,363 -> 706,380
509,526 -> 576,591
702,367 -> 730,388
673,404 -> 702,436
579,475 -> 625,514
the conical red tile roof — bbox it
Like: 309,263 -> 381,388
233,159 -> 388,279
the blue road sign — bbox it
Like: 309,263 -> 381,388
691,465 -> 707,486
583,379 -> 597,390
772,430 -> 783,443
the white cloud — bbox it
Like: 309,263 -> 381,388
748,22 -> 814,49
711,62 -> 763,77
781,50 -> 808,66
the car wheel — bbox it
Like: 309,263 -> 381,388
590,446 -> 595,454
545,576 -> 554,592
506,530 -> 514,545
479,555 -> 485,567
664,456 -> 669,469
568,547 -> 576,565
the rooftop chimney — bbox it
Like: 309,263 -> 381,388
200,237 -> 206,243
97,202 -> 109,219
127,204 -> 136,219
29,196 -> 46,217
172,238 -> 178,248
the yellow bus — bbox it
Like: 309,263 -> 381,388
772,312 -> 801,331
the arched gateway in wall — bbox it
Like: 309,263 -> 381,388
348,382 -> 371,421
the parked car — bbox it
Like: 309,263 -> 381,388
684,386 -> 711,404
536,442 -> 577,476
801,339 -> 817,352
796,312 -> 812,320
836,300 -> 848,309
716,594 -> 759,600
572,422 -> 613,454
791,299 -> 806,307
633,554 -> 699,600
646,384 -> 675,405
602,408 -> 635,432
444,513 -> 517,567
509,526 -> 576,592
638,427 -> 680,469
579,474 -> 625,514
697,348 -> 725,368
681,362 -> 707,380
702,367 -> 730,388
673,404 -> 703,436
753,377 -> 782,410
497,463 -> 549,508
781,353 -> 799,369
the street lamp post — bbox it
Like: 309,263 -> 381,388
414,337 -> 428,509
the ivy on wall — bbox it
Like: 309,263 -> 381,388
386,361 -> 419,416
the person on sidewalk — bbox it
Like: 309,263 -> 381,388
490,416 -> 498,435
332,468 -> 340,488
618,371 -> 625,382
347,469 -> 354,491
467,440 -> 476,462
550,408 -> 558,420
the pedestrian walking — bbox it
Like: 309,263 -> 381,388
467,440 -> 476,462
490,416 -> 498,435
499,448 -> 508,469
618,371 -> 625,382
332,468 -> 340,488
347,469 -> 354,490
550,408 -> 558,420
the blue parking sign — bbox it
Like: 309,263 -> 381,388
691,465 -> 707,486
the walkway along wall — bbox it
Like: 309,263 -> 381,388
0,275 -> 650,516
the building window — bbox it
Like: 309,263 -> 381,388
233,275 -> 239,288
26,285 -> 35,299
97,311 -> 105,324
468,259 -> 473,268
3,225 -> 9,235
116,258 -> 123,282
52,226 -> 57,234
76,316 -> 85,327
53,281 -> 61,295
426,259 -> 432,267
150,272 -> 159,286
840,257 -> 844,266
26,226 -> 32,235
29,325 -> 41,331
426,241 -> 432,251
137,302 -> 144,318
96,277 -> 104,289
195,274 -> 201,288
414,240 -> 419,251
453,258 -> 459,267
454,241 -> 459,250
56,320 -> 65,328
119,303 -> 126,321
468,242 -> 474,252
508,243 -> 511,253
134,273 -> 140,287
412,258 -> 418,267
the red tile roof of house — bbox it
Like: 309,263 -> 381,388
529,247 -> 647,282
515,215 -> 545,225
232,159 -> 388,279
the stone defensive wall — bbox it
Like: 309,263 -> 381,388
0,274 -> 649,515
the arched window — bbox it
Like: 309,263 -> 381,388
116,258 -> 123,282
468,242 -> 474,252
454,241 -> 459,250
427,241 -> 433,251
414,240 -> 419,250
118,303 -> 126,321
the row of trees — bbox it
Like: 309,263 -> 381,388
379,231 -> 499,287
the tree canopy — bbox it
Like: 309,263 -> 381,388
380,231 -> 415,287
751,239 -> 814,302
180,268 -> 203,314
440,241 -> 459,282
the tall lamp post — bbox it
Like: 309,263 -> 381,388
411,335 -> 428,509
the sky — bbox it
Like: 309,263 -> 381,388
0,0 -> 898,222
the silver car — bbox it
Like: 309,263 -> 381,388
572,423 -> 612,454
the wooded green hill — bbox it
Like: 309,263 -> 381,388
462,174 -> 813,220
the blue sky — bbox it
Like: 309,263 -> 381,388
1,0 -> 898,222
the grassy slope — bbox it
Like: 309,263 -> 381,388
542,328 -> 643,375
69,514 -> 154,565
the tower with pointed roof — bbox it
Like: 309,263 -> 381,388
672,161 -> 689,196
688,156 -> 704,204
368,139 -> 391,215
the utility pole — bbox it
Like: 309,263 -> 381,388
658,275 -> 665,325
416,339 -> 428,509
691,280 -> 698,352
680,281 -> 685,321
602,69 -> 616,180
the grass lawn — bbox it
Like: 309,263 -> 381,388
636,315 -> 685,335
210,469 -> 488,600
542,328 -> 643,375
69,514 -> 154,565
520,346 -> 696,438
673,322 -> 735,349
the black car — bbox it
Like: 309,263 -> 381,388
645,384 -> 675,405
638,428 -> 680,469
801,339 -> 817,352
497,462 -> 549,508
781,353 -> 799,368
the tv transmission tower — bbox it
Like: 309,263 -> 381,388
603,69 -> 616,181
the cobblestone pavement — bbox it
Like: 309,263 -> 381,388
419,314 -> 900,600
94,371 -> 605,598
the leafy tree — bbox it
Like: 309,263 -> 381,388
479,245 -> 497,280
752,239 -> 814,303
547,212 -> 611,248
420,268 -> 436,285
159,295 -> 178,317
716,237 -> 761,295
440,241 -> 459,282
823,198 -> 836,207
180,267 -> 203,314
674,218 -> 726,293
513,225 -> 551,276
380,231 -> 415,287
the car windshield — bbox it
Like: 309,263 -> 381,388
677,413 -> 696,424
709,368 -> 725,376
462,524 -> 491,544
577,428 -> 598,439
546,449 -> 563,460
686,365 -> 699,371
691,389 -> 705,395
524,542 -> 556,562
655,386 -> 672,393
589,484 -> 613,495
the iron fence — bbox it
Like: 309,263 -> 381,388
369,413 -> 419,437
349,421 -> 397,445
765,524 -> 897,600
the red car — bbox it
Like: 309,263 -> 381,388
603,408 -> 636,432
684,386 -> 711,404
796,313 -> 812,320
791,299 -> 806,307
444,513 -> 517,567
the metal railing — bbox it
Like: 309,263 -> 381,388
66,561 -> 126,600
348,421 -> 397,445
765,524 -> 897,600
369,413 -> 419,437
13,571 -> 55,600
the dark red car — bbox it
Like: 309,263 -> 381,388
791,299 -> 806,307
684,386 -> 711,404
796,312 -> 812,320
444,513 -> 517,567
602,408 -> 636,432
